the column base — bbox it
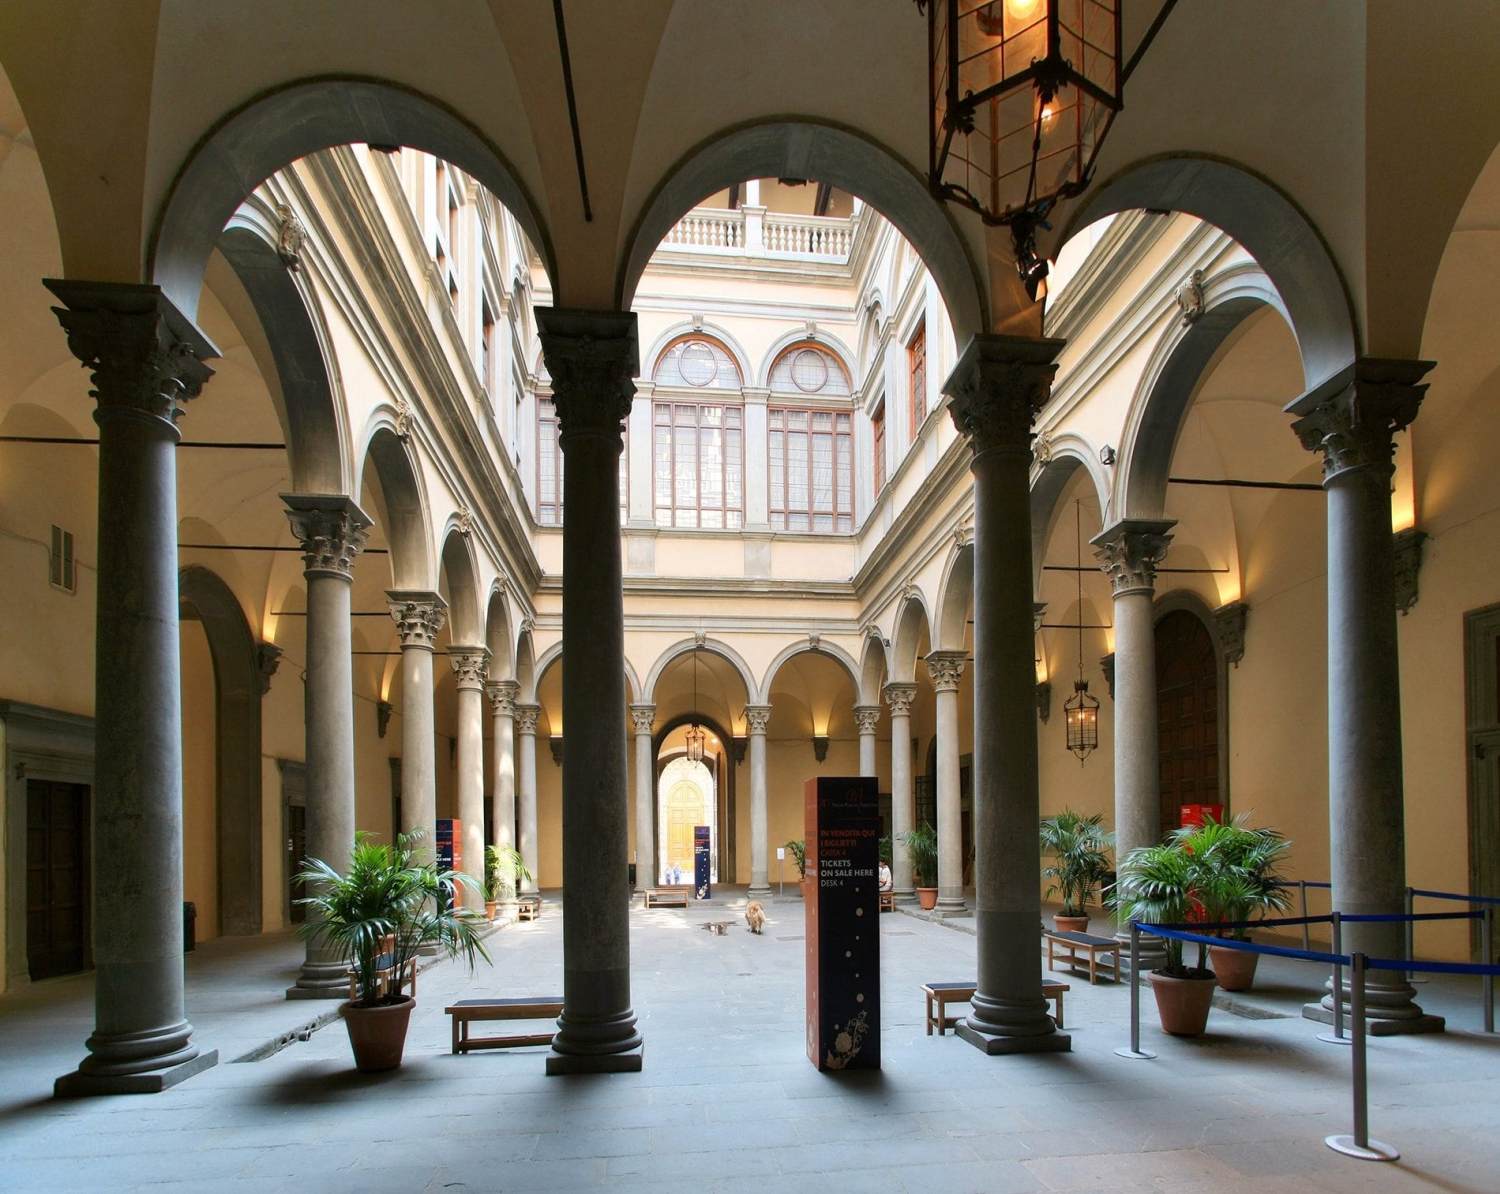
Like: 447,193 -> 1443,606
894,887 -> 917,905
956,1022 -> 1071,1056
546,1042 -> 644,1075
747,885 -> 772,900
1301,999 -> 1444,1036
286,960 -> 350,1000
56,1048 -> 218,1097
1115,932 -> 1167,977
934,897 -> 971,918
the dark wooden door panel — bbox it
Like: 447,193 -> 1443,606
1156,610 -> 1220,838
26,780 -> 91,980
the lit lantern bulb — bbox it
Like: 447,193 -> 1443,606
1006,0 -> 1043,20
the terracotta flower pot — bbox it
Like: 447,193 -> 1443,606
485,899 -> 498,922
341,996 -> 415,1072
1053,914 -> 1091,933
1148,970 -> 1217,1036
917,887 -> 938,910
1208,943 -> 1259,992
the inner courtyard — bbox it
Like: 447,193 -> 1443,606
3,1 -> 1500,1190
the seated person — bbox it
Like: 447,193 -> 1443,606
878,860 -> 893,892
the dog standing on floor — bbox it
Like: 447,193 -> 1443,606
745,900 -> 766,934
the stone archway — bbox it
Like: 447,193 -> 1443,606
657,755 -> 716,887
179,565 -> 264,936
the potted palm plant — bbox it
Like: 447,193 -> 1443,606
1040,809 -> 1113,933
296,831 -> 490,1072
483,843 -> 532,921
1109,841 -> 1217,1036
901,822 -> 939,910
1174,815 -> 1290,992
784,838 -> 807,891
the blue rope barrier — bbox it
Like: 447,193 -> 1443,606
1364,955 -> 1500,977
1342,910 -> 1481,924
1409,887 -> 1500,907
1144,913 -> 1332,932
1133,922 -> 1348,966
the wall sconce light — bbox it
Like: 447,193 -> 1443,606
376,699 -> 394,739
549,736 -> 564,766
812,735 -> 830,763
1035,679 -> 1052,723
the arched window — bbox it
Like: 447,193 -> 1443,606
768,342 -> 851,397
653,335 -> 743,390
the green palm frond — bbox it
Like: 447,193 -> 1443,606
1039,809 -> 1114,917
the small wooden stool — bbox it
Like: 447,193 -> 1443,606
516,895 -> 542,921
879,890 -> 896,912
445,997 -> 563,1053
922,980 -> 1069,1035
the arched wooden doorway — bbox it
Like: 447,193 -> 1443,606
1155,608 -> 1220,838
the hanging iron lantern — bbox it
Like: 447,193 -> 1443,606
926,0 -> 1122,225
685,648 -> 706,763
1064,678 -> 1099,760
919,1 -> 1174,300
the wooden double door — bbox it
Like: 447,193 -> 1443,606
1155,609 -> 1220,838
26,779 -> 91,980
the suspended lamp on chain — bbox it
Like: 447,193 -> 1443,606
685,648 -> 706,763
1063,499 -> 1098,761
917,0 -> 1176,300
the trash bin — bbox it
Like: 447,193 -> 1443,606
183,901 -> 197,953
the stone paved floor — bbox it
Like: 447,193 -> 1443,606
1,895 -> 1497,1193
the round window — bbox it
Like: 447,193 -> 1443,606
791,348 -> 829,393
679,340 -> 718,387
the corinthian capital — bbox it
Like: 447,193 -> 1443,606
387,590 -> 447,649
629,703 -> 656,736
1092,519 -> 1176,597
945,334 -> 1065,458
449,645 -> 490,691
853,705 -> 881,735
514,703 -> 540,735
487,679 -> 520,716
883,682 -> 917,717
744,704 -> 772,735
282,494 -> 372,580
46,280 -> 217,427
925,651 -> 966,692
1286,357 -> 1432,483
536,308 -> 638,449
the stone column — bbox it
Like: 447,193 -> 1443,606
284,494 -> 371,999
630,704 -> 656,892
884,683 -> 917,902
947,335 -> 1070,1055
927,651 -> 968,914
854,705 -> 881,778
48,280 -> 220,1094
538,307 -> 643,1072
515,703 -> 540,895
386,592 -> 446,865
450,646 -> 490,913
1092,519 -> 1174,970
745,705 -> 773,897
486,678 -> 519,870
1289,359 -> 1442,1034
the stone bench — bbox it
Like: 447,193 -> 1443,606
445,997 -> 563,1053
922,980 -> 1069,1035
1043,929 -> 1121,985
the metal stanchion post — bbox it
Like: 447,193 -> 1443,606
1318,911 -> 1350,1046
1404,888 -> 1414,983
1114,922 -> 1155,1060
1484,907 -> 1494,1035
1326,952 -> 1399,1161
1300,881 -> 1310,953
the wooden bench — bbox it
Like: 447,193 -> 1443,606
922,980 -> 1069,1035
445,996 -> 563,1053
644,886 -> 691,908
879,890 -> 895,912
516,894 -> 542,921
1043,929 -> 1122,985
